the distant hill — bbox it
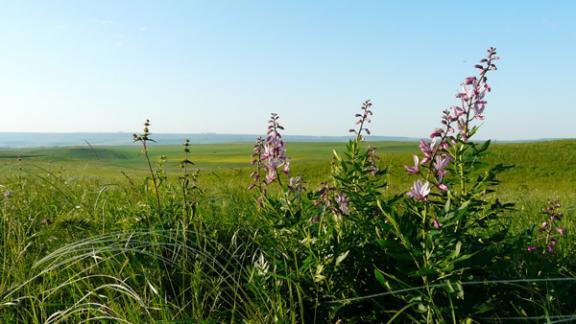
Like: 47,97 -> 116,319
0,132 -> 418,148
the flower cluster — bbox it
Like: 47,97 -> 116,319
249,114 -> 303,196
349,100 -> 373,141
248,137 -> 265,191
366,146 -> 380,175
262,113 -> 289,184
405,48 -> 499,200
528,200 -> 565,253
313,182 -> 350,222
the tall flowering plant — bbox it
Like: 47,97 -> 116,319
248,113 -> 304,225
296,100 -> 391,319
374,48 -> 516,322
405,47 -> 499,204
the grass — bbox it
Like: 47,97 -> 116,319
0,139 -> 575,322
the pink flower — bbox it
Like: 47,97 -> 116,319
473,101 -> 486,120
430,128 -> 444,138
527,246 -> 538,252
260,113 -> 290,184
433,154 -> 451,171
465,76 -> 477,85
407,180 -> 430,201
283,160 -> 291,175
335,192 -> 350,215
556,227 -> 565,236
451,106 -> 465,119
438,183 -> 449,192
265,168 -> 277,184
288,176 -> 302,191
433,154 -> 451,180
418,139 -> 434,163
404,155 -> 420,174
433,218 -> 442,230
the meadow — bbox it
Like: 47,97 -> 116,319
0,137 -> 575,322
2,139 -> 574,226
1,48 -> 576,322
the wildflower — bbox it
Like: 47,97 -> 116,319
527,246 -> 538,252
529,200 -> 565,254
288,176 -> 302,192
474,100 -> 487,120
465,76 -> 477,85
451,106 -> 465,119
260,113 -> 289,184
350,100 -> 373,141
404,155 -> 420,174
283,160 -> 291,175
265,168 -> 277,184
430,128 -> 444,138
335,192 -> 350,215
418,139 -> 434,163
433,218 -> 442,230
366,146 -> 380,175
407,180 -> 430,201
433,154 -> 451,178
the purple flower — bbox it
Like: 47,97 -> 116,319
367,146 -> 380,175
283,160 -> 291,175
404,155 -> 420,174
451,106 -> 465,119
530,200 -> 565,255
335,192 -> 350,215
288,176 -> 302,192
433,218 -> 442,230
418,140 -> 434,163
407,180 -> 430,201
265,168 -> 277,184
260,113 -> 290,184
474,101 -> 486,120
437,183 -> 449,192
430,128 -> 444,138
527,246 -> 538,252
433,155 -> 451,173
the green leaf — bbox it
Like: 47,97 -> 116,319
374,269 -> 389,288
335,250 -> 350,267
451,241 -> 462,259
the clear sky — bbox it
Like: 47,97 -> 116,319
0,1 -> 574,140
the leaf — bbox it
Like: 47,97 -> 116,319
374,269 -> 389,288
335,250 -> 350,267
332,149 -> 342,161
451,241 -> 462,259
444,197 -> 451,213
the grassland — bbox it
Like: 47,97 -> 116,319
2,139 -> 574,222
0,139 -> 575,322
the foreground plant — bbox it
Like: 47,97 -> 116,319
369,47 -> 523,322
133,119 -> 162,223
528,200 -> 565,253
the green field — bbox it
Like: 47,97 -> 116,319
2,139 -> 574,214
1,139 -> 575,235
1,139 -> 575,322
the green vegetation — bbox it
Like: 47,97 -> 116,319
0,138 -> 574,322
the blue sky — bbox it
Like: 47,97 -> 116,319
0,1 -> 574,140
